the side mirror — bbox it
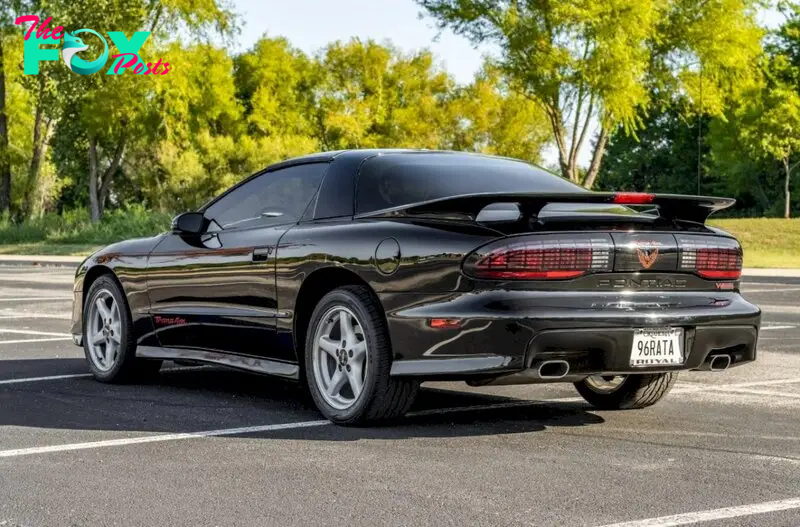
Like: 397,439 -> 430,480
171,212 -> 205,234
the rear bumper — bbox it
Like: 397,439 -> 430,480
383,290 -> 760,378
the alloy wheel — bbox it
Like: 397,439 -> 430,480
584,375 -> 627,394
86,289 -> 122,372
312,306 -> 368,410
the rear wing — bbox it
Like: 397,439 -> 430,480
355,192 -> 735,225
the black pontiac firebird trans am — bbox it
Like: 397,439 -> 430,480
70,149 -> 761,425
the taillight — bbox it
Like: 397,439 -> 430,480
464,235 -> 613,280
678,237 -> 742,280
612,192 -> 655,204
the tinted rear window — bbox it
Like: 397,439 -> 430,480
356,153 -> 585,214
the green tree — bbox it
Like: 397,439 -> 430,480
599,102 -> 710,195
448,65 -> 550,162
0,19 -> 10,213
47,0 -> 235,220
732,70 -> 800,218
417,0 -> 763,188
314,39 -> 455,150
131,42 -> 245,211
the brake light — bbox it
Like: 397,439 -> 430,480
464,236 -> 613,280
680,243 -> 742,280
612,192 -> 655,204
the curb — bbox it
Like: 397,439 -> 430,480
0,255 -> 83,268
741,268 -> 800,278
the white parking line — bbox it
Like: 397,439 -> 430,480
0,397 -> 582,459
597,497 -> 800,527
760,325 -> 797,331
0,314 -> 71,320
0,370 -> 796,459
0,329 -> 72,337
0,420 -> 331,458
0,366 -> 211,385
0,297 -> 71,302
0,373 -> 92,385
0,337 -> 72,345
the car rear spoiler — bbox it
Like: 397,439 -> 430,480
355,192 -> 735,225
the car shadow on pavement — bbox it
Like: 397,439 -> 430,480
0,358 -> 604,439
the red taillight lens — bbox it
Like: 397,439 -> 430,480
613,192 -> 655,204
679,243 -> 742,280
465,236 -> 613,280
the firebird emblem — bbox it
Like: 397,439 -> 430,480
635,242 -> 660,269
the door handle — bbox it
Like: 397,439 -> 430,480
252,246 -> 273,261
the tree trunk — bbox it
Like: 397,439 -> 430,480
582,127 -> 610,189
784,157 -> 792,219
97,129 -> 127,219
0,38 -> 11,213
88,136 -> 100,222
88,127 -> 127,222
22,75 -> 49,218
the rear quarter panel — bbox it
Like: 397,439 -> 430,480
275,218 -> 499,352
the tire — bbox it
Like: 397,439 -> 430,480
82,275 -> 162,383
304,285 -> 419,425
574,372 -> 677,410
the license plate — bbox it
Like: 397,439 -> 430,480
630,328 -> 684,367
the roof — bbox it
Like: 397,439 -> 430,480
267,148 -> 554,173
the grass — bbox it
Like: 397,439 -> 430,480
0,243 -> 103,256
0,206 -> 171,257
710,218 -> 800,268
0,210 -> 797,267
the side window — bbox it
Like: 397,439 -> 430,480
204,163 -> 328,229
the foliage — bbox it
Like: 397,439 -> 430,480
1,0 -> 798,230
448,65 -> 550,162
600,2 -> 800,219
2,212 -> 795,269
416,0 -> 764,188
599,102 -> 709,196
0,204 -> 171,244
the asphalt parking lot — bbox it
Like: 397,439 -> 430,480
0,265 -> 799,527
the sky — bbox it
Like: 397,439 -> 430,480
230,0 -> 785,168
231,0 -> 488,84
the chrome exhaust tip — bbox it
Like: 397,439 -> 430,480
537,360 -> 570,380
709,354 -> 731,372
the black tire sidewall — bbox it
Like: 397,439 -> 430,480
82,276 -> 135,382
304,288 -> 388,423
574,373 -> 674,410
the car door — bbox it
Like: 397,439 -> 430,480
145,162 -> 329,362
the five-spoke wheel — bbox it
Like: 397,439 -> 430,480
574,372 -> 677,410
82,275 -> 161,382
305,286 -> 419,425
312,306 -> 368,410
86,289 -> 123,371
